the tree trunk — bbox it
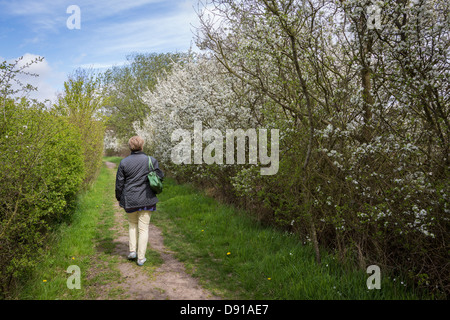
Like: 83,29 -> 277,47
359,11 -> 374,142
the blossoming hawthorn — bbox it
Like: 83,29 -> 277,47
131,0 -> 448,295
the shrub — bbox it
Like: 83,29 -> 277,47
55,68 -> 107,189
0,98 -> 85,297
0,57 -> 106,298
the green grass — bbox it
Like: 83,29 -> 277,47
16,156 -> 165,300
17,157 -> 122,300
15,155 -> 427,300
152,177 -> 426,300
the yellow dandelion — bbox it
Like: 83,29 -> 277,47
72,257 -> 75,260
267,278 -> 271,281
201,230 -> 204,232
43,279 -> 47,283
227,252 -> 231,255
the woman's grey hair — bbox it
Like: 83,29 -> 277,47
128,136 -> 145,151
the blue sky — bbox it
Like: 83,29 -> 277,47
0,0 -> 201,102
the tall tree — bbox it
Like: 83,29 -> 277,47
101,52 -> 187,143
55,68 -> 107,187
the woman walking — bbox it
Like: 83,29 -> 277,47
115,136 -> 164,266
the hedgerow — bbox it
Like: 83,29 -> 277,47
133,0 -> 449,298
0,98 -> 85,297
0,58 -> 105,298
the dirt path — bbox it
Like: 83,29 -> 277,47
97,162 -> 220,300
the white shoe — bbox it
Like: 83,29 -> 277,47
137,258 -> 146,266
127,252 -> 137,260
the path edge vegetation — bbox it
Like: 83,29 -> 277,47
15,157 -> 166,300
15,156 -> 430,300
151,175 -> 429,300
0,59 -> 106,299
15,160 -> 116,299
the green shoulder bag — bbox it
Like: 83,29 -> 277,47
148,156 -> 163,194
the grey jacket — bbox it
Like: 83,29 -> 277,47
115,151 -> 164,209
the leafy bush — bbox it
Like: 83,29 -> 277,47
0,58 -> 106,298
0,98 -> 85,297
55,68 -> 107,189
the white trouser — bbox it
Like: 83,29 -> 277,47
127,210 -> 151,260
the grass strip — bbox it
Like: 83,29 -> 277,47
152,177 -> 425,300
17,160 -> 118,300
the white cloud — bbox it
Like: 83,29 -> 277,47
64,0 -> 200,70
4,53 -> 65,103
92,2 -> 199,54
0,0 -> 55,16
79,0 -> 165,19
78,60 -> 128,70
1,0 -> 166,23
1,1 -> 201,102
1,0 -> 167,42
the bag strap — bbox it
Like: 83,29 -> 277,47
148,156 -> 155,171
